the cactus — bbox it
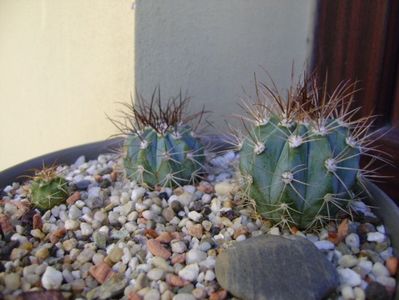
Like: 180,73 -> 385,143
109,88 -> 206,188
30,166 -> 69,211
236,73 -> 383,230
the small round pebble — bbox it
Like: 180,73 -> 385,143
367,232 -> 386,243
41,266 -> 63,290
147,268 -> 165,281
178,263 -> 199,282
337,268 -> 361,287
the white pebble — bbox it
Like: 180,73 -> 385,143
355,260 -> 372,277
80,223 -> 93,236
188,211 -> 202,222
353,287 -> 365,300
51,206 -> 60,217
65,219 -> 80,230
167,195 -> 179,205
147,268 -> 165,281
367,232 -> 386,243
379,247 -> 393,261
197,271 -> 205,283
201,194 -> 212,204
183,185 -> 196,194
199,242 -> 212,251
74,155 -> 85,167
74,200 -> 85,209
143,289 -> 160,300
142,210 -> 155,220
178,192 -> 195,207
124,222 -> 136,233
86,165 -> 97,175
376,225 -> 386,234
98,225 -> 109,235
108,212 -> 119,224
341,285 -> 355,300
88,187 -> 101,198
372,262 -> 390,277
127,211 -> 138,221
71,270 -> 80,279
68,205 -> 82,220
131,187 -> 146,202
314,240 -> 335,250
199,256 -> 216,269
173,294 -> 195,300
186,249 -> 207,264
117,215 -> 127,224
120,202 -> 133,216
350,201 -> 368,214
41,266 -> 63,290
59,211 -> 68,222
210,198 -> 221,212
339,255 -> 359,268
171,241 -> 187,253
110,195 -> 120,205
337,268 -> 361,287
236,235 -> 246,242
93,210 -> 106,223
269,227 -> 280,236
178,263 -> 199,282
204,270 -> 215,281
92,253 -> 105,265
345,233 -> 360,250
135,202 -> 148,212
82,207 -> 92,216
214,181 -> 234,195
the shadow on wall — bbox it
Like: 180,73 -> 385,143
134,0 -> 316,131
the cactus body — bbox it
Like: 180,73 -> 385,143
124,125 -> 204,187
237,75 -> 377,230
30,176 -> 69,211
112,88 -> 207,188
240,118 -> 360,229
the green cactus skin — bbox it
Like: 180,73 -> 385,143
237,75 -> 375,230
112,88 -> 207,188
124,124 -> 205,188
30,176 -> 69,211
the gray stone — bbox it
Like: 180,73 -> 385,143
215,235 -> 339,300
93,231 -> 107,249
75,180 -> 91,190
86,273 -> 127,300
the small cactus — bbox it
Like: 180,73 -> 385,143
235,73 -> 384,230
109,88 -> 207,188
30,166 -> 69,211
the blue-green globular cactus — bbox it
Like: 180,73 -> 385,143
30,166 -> 69,211
110,88 -> 206,188
237,74 -> 381,230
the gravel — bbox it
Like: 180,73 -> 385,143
0,151 -> 397,299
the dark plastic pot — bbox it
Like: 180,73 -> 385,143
0,138 -> 398,298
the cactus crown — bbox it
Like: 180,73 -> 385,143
109,88 -> 206,138
236,72 -> 385,231
110,88 -> 207,188
29,165 -> 69,211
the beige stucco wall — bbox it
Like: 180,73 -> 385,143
135,0 -> 316,129
0,0 -> 134,170
0,0 -> 315,170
